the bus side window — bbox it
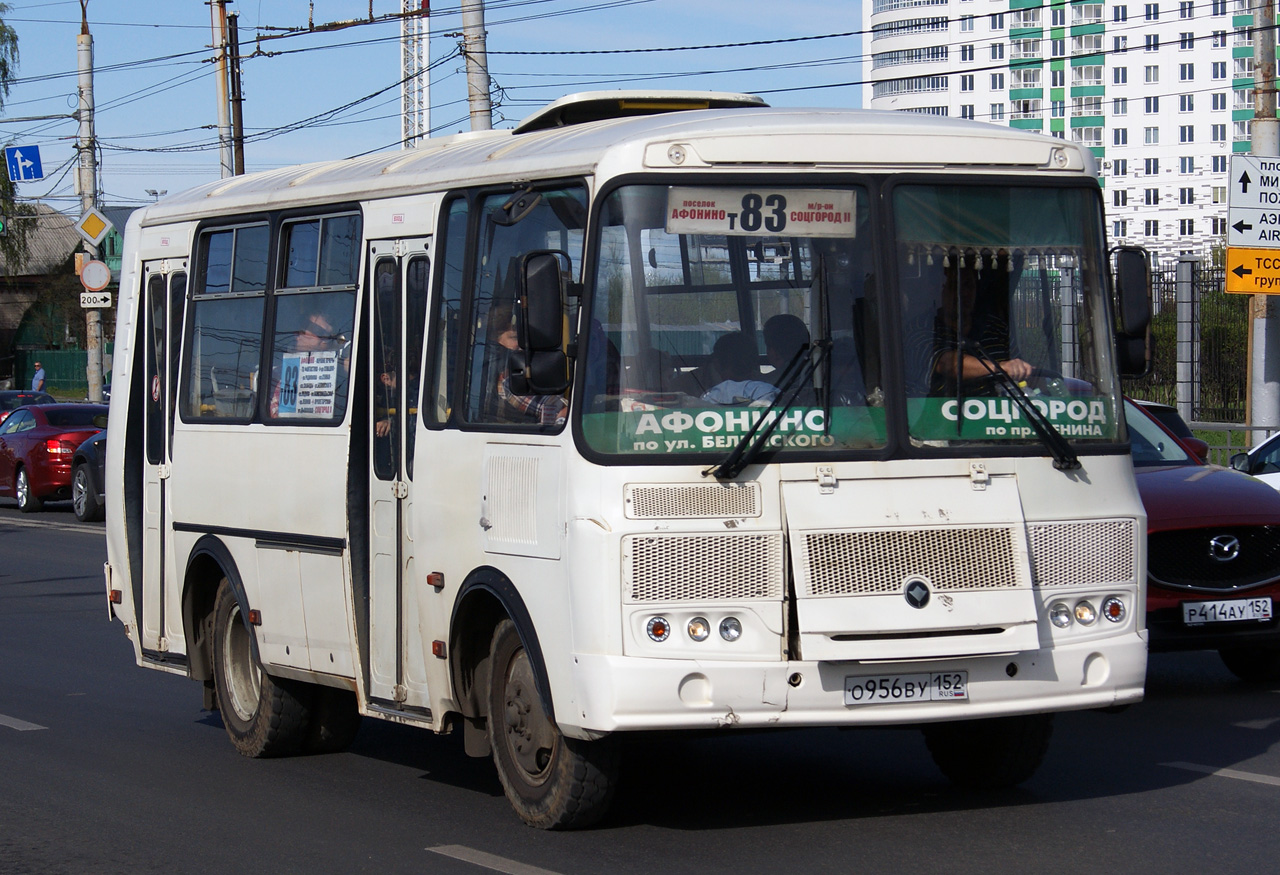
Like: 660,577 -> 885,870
265,290 -> 356,422
182,224 -> 270,421
463,184 -> 586,428
427,197 -> 468,426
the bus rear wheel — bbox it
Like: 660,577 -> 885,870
486,619 -> 618,829
212,580 -> 312,757
922,713 -> 1053,790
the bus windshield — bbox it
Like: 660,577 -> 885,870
578,180 -> 1121,460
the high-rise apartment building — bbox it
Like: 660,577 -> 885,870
863,0 -> 1253,262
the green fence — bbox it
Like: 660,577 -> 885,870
14,348 -> 113,398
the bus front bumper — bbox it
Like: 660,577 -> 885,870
558,632 -> 1147,738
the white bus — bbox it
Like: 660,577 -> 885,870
105,92 -> 1152,829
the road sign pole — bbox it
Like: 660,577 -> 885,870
1252,0 -> 1280,439
78,5 -> 103,403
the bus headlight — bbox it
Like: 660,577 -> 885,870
1049,601 -> 1073,628
1101,596 -> 1126,623
719,617 -> 743,641
1074,600 -> 1098,626
646,617 -> 671,641
687,617 -> 710,641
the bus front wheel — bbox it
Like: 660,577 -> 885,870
922,713 -> 1053,790
212,580 -> 312,757
486,619 -> 618,829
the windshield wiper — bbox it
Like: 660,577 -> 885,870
702,340 -> 826,480
967,343 -> 1081,471
704,255 -> 835,480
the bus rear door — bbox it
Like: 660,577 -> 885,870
366,238 -> 432,711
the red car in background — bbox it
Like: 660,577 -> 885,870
0,390 -> 56,425
1127,399 -> 1280,682
0,403 -> 108,512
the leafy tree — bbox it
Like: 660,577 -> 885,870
0,3 -> 32,269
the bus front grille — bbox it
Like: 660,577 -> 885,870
624,483 -> 761,520
1027,519 -> 1138,587
797,526 -> 1024,597
623,533 -> 784,602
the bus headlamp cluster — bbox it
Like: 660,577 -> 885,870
646,615 -> 743,642
1048,596 -> 1127,629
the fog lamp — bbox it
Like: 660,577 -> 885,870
646,616 -> 671,642
1049,601 -> 1073,628
719,617 -> 743,641
1101,596 -> 1126,623
688,617 -> 710,641
1074,601 -> 1098,626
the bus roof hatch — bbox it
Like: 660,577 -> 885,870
512,90 -> 768,134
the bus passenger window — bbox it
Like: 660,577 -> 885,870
182,296 -> 265,420
266,291 -> 356,423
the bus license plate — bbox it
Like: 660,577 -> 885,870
1183,597 -> 1273,626
844,671 -> 968,706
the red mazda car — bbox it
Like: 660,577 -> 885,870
0,403 -> 108,513
1128,399 -> 1280,681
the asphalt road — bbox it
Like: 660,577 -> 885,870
3,501 -> 1280,874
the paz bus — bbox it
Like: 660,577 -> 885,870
104,91 -> 1152,829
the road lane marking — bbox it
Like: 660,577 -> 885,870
1163,761 -> 1280,787
1234,717 -> 1280,730
428,845 -> 563,875
0,713 -> 47,731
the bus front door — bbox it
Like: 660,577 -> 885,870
366,239 -> 432,712
139,260 -> 187,659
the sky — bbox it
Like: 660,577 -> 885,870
0,0 -> 865,212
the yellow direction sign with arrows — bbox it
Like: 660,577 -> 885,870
1226,247 -> 1280,294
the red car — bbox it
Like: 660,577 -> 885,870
1127,399 -> 1280,682
0,403 -> 108,513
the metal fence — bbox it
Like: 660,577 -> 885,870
1124,259 -> 1248,426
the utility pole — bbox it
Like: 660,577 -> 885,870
401,1 -> 430,148
77,0 -> 103,403
1252,0 -> 1280,437
227,10 -> 246,174
210,0 -> 233,178
460,0 -> 491,131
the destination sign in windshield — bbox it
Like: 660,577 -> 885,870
666,187 -> 856,237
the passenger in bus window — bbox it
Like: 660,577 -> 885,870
489,303 -> 567,426
762,314 -> 809,382
907,257 -> 1034,395
699,331 -> 779,405
269,306 -> 349,419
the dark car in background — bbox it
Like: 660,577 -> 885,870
1131,398 -> 1209,462
1127,399 -> 1280,682
0,403 -> 108,512
71,430 -> 107,522
0,391 -> 56,425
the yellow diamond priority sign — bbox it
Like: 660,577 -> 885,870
75,207 -> 113,246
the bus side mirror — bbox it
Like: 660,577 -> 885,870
1114,246 -> 1151,336
1113,246 -> 1151,378
512,250 -> 570,394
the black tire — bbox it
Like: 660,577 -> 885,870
211,580 -> 313,757
304,686 -> 363,754
923,713 -> 1054,790
487,619 -> 618,829
1219,646 -> 1280,683
72,465 -> 103,522
15,467 -> 42,513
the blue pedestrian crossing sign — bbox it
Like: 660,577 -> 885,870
5,145 -> 44,182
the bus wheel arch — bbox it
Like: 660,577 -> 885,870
449,568 -> 554,752
182,536 -> 255,689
